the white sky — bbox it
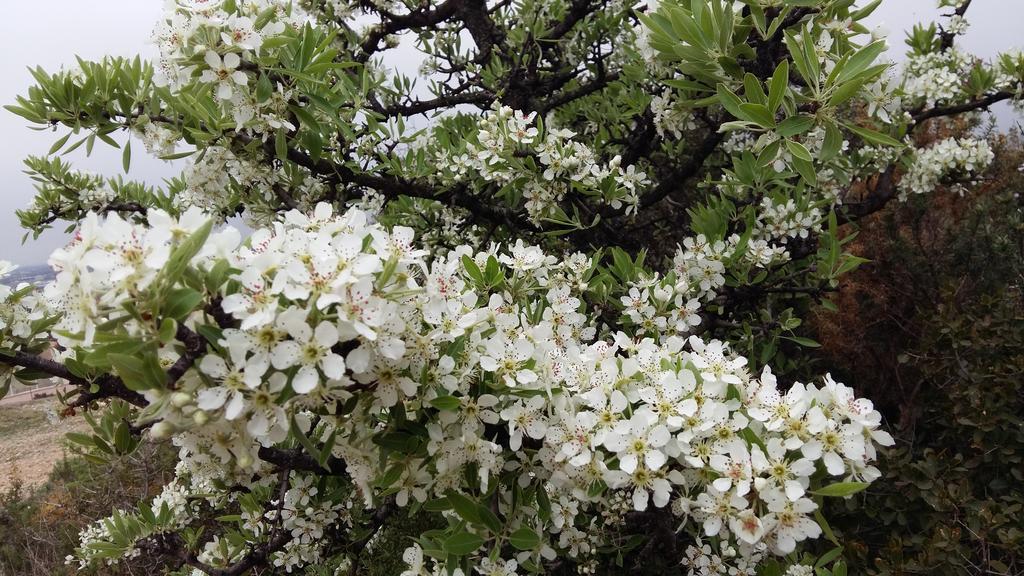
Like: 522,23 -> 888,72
0,0 -> 1018,265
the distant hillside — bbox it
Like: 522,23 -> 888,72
1,264 -> 55,288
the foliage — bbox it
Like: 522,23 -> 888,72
0,443 -> 177,576
0,0 -> 1020,574
860,293 -> 1024,575
814,128 -> 1024,574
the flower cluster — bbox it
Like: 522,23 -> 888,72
17,0 -> 1021,573
899,137 -> 994,199
755,197 -> 824,244
176,145 -> 326,222
436,104 -> 650,221
902,50 -> 971,106
132,120 -> 178,157
41,203 -> 891,575
152,0 -> 300,130
0,263 -> 45,348
44,207 -> 238,348
651,88 -> 699,139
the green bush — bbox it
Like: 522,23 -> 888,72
0,443 -> 176,576
840,292 -> 1024,575
821,132 -> 1024,575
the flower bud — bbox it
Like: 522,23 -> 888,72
171,392 -> 192,408
193,410 -> 209,426
150,421 -> 174,439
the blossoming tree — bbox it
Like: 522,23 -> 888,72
1,0 -> 1019,574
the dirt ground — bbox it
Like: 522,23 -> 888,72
0,394 -> 88,491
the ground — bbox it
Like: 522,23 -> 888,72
0,389 -> 87,491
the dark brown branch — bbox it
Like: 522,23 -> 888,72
356,1 -> 462,62
166,322 -> 208,387
939,0 -> 973,51
3,350 -> 88,386
912,90 -> 1016,125
174,532 -> 292,576
347,496 -> 398,576
235,131 -> 539,233
839,165 -> 897,224
538,71 -> 621,115
640,129 -> 725,210
454,0 -> 507,61
272,183 -> 300,210
544,0 -> 599,42
840,88 -> 1017,224
375,89 -> 495,118
1,350 -> 147,407
257,445 -> 348,476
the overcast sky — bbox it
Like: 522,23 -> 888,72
1,1 -> 1018,265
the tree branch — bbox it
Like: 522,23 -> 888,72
939,0 -> 973,50
355,0 -> 462,62
1,350 -> 147,407
257,445 -> 348,476
912,90 -> 1016,125
166,322 -> 208,388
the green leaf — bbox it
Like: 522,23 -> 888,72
812,481 -> 870,497
828,77 -> 868,107
461,255 -> 483,285
509,527 -> 541,550
837,40 -> 887,85
158,318 -> 177,344
820,121 -> 844,162
158,150 -> 196,161
476,504 -> 502,534
535,482 -> 552,521
442,531 -> 484,556
759,560 -> 784,576
446,492 -> 481,525
781,336 -> 821,348
852,0 -> 883,19
768,59 -> 790,113
739,103 -> 776,128
113,421 -> 134,454
48,132 -> 72,155
815,508 -> 841,546
317,428 -> 338,468
429,395 -> 462,411
785,30 -> 817,92
776,115 -> 815,138
204,259 -> 232,293
785,140 -> 813,162
716,83 -> 745,119
109,352 -> 163,391
790,155 -> 817,185
4,104 -> 46,123
815,547 -> 845,569
275,129 -> 288,160
843,122 -> 903,148
663,78 -> 713,93
66,432 -> 96,448
484,256 -> 503,288
122,139 -> 131,173
158,219 -> 213,294
743,73 -> 767,105
162,288 -> 204,321
255,73 -> 273,102
289,415 -> 329,471
423,497 -> 452,512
